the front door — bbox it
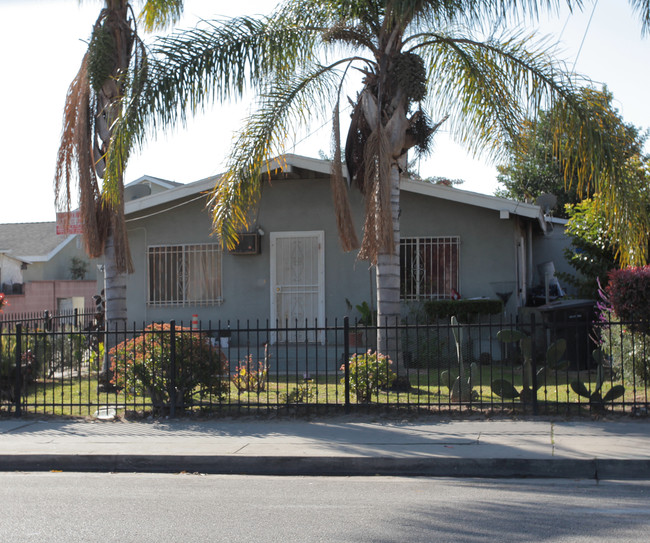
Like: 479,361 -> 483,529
270,231 -> 324,343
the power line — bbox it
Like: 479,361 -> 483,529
572,0 -> 600,73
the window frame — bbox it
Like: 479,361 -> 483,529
147,243 -> 223,307
400,236 -> 460,301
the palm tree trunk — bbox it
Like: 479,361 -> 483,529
100,228 -> 127,386
376,161 -> 409,388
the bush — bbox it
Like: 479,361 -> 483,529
110,324 -> 229,407
607,266 -> 650,331
232,355 -> 268,393
600,312 -> 650,385
422,299 -> 503,322
280,381 -> 316,404
402,331 -> 449,368
342,350 -> 396,402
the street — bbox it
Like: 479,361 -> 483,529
1,474 -> 649,542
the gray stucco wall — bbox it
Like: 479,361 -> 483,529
125,176 -> 370,324
123,177 -> 544,324
399,190 -> 519,314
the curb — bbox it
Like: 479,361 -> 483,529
2,455 -> 650,479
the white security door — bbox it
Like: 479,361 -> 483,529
270,231 -> 324,343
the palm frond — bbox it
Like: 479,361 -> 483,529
54,53 -> 108,260
628,0 -> 650,35
209,63 -> 344,249
145,10 -> 329,130
138,0 -> 184,32
595,158 -> 650,266
358,127 -> 393,264
331,98 -> 360,251
417,27 -> 580,162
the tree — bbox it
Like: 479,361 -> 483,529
557,155 -> 650,299
494,100 -> 593,218
112,1 -> 649,375
497,87 -> 650,265
54,0 -> 183,383
496,87 -> 648,218
558,197 -> 617,299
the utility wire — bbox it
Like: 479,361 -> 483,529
572,0 -> 599,73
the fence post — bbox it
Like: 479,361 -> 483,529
530,313 -> 539,416
44,310 -> 52,332
169,320 -> 176,418
14,323 -> 22,417
344,317 -> 350,413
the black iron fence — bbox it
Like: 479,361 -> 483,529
0,308 -> 97,330
1,311 -> 649,417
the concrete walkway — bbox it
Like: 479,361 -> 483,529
1,416 -> 649,479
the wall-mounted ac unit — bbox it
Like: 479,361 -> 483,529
228,233 -> 260,255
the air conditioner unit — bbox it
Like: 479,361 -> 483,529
228,233 -> 260,255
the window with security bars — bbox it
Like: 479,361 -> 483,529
148,244 -> 223,306
400,236 -> 460,300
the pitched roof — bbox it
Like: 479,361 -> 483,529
125,174 -> 183,190
125,154 -> 546,230
0,222 -> 75,262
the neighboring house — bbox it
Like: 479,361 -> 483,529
124,175 -> 183,201
121,154 -> 572,329
0,222 -> 98,316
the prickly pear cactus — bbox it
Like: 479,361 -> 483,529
570,348 -> 625,409
491,328 -> 568,403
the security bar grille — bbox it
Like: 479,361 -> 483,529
148,244 -> 222,306
400,236 -> 460,300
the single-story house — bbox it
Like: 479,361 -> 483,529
0,222 -> 98,316
120,154 -> 574,329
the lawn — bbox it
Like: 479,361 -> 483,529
3,364 -> 645,418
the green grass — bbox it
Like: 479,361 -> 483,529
2,365 -> 647,418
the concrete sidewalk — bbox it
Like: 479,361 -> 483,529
1,417 -> 649,479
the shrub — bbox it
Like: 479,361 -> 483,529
280,381 -> 315,404
342,350 -> 396,402
232,355 -> 268,393
422,299 -> 503,322
402,331 -> 449,368
607,266 -> 650,331
600,312 -> 650,384
597,278 -> 650,384
110,324 -> 229,407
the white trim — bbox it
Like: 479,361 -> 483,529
125,176 -> 217,215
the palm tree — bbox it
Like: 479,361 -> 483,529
631,0 -> 650,33
124,0 -> 648,369
54,0 -> 183,382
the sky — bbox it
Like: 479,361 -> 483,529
0,0 -> 648,224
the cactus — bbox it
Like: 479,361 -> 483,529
570,348 -> 625,409
491,328 -> 567,402
440,317 -> 478,402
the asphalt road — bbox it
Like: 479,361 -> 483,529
1,474 -> 649,542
